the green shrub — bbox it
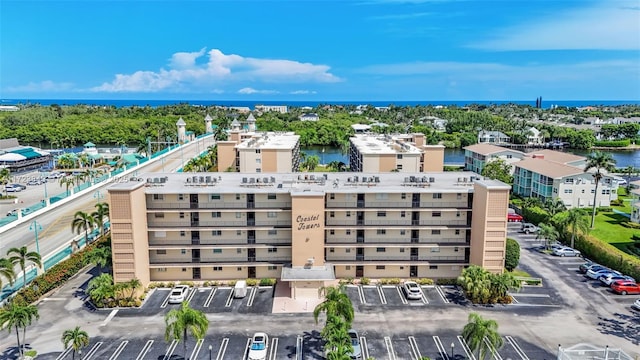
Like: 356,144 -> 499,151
575,234 -> 640,280
594,139 -> 630,147
24,350 -> 37,358
227,280 -> 237,287
246,278 -> 258,286
610,198 -> 624,206
597,207 -> 613,213
416,278 -> 434,285
259,278 -> 276,286
360,277 -> 370,285
339,277 -> 355,285
505,238 -> 521,272
179,281 -> 194,287
523,206 -> 550,225
622,221 -> 640,229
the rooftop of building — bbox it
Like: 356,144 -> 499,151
235,132 -> 300,150
463,143 -> 525,156
111,171 -> 509,194
350,134 -> 423,155
514,158 -> 585,179
524,149 -> 585,164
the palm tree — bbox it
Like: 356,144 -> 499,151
322,314 -> 352,360
584,151 -> 617,228
164,302 -> 209,359
85,245 -> 112,274
0,302 -> 39,358
537,223 -> 560,250
62,326 -> 90,360
461,313 -> 504,360
92,202 -> 110,240
544,198 -> 566,217
59,176 -> 76,196
457,266 -> 491,304
313,285 -> 354,326
0,168 -> 10,197
623,165 -> 635,192
7,246 -> 42,290
0,257 -> 16,290
71,211 -> 95,246
563,208 -> 591,249
124,278 -> 142,300
520,197 -> 541,220
87,273 -> 115,307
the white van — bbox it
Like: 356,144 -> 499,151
234,280 -> 248,298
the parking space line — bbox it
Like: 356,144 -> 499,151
396,286 -> 409,304
185,288 -> 197,304
108,341 -> 128,360
506,336 -> 530,360
247,287 -> 257,307
83,341 -> 103,360
162,339 -> 178,360
377,286 -> 387,304
361,337 -> 370,360
204,288 -> 217,307
408,336 -> 422,360
357,285 -> 366,304
100,309 -> 119,327
296,335 -> 304,360
189,339 -> 204,360
135,340 -> 154,360
457,335 -> 477,360
242,337 -> 251,360
268,337 -> 279,360
510,294 -> 519,304
224,289 -> 234,307
215,338 -> 229,360
160,291 -> 171,308
420,290 -> 428,304
432,336 -> 450,360
483,337 -> 503,360
384,336 -> 397,360
435,286 -> 450,303
55,347 -> 73,360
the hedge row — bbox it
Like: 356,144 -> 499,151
594,139 -> 631,147
575,233 -> 640,280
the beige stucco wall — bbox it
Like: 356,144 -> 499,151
150,265 -> 281,282
334,265 -> 462,279
217,141 -> 237,172
291,194 -> 325,267
261,149 -> 278,172
469,182 -> 509,273
422,145 -> 445,172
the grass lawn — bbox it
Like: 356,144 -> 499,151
611,187 -> 633,214
509,269 -> 531,278
590,212 -> 638,252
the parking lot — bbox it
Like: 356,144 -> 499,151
345,284 -> 459,309
36,330 -> 552,360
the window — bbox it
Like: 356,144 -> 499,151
267,212 -> 277,218
582,189 -> 585,194
211,194 -> 221,200
376,247 -> 386,252
213,266 -> 222,271
212,212 -> 221,218
154,213 -> 164,218
565,178 -> 574,184
397,165 -> 403,170
377,211 -> 386,217
237,267 -> 242,271
267,193 -> 276,200
456,211 -> 461,217
397,154 -> 403,159
433,193 -> 442,199
401,193 -> 406,199
256,159 -> 261,164
329,248 -> 335,253
506,155 -> 512,159
268,266 -> 277,271
432,212 -> 442,217
157,268 -> 167,272
268,247 -> 278,253
346,248 -> 351,253
330,230 -> 335,235
432,230 -> 441,235
179,212 -> 185,219
180,231 -> 186,237
346,211 -> 351,217
330,211 -> 335,218
236,194 -> 241,200
180,249 -> 186,254
236,212 -> 242,218
156,250 -> 166,255
457,193 -> 462,200
268,229 -> 277,235
346,230 -> 351,235
564,189 -> 573,194
213,249 -> 222,254
455,230 -> 460,235
376,265 -> 386,270
454,247 -> 459,252
430,247 -> 440,253
178,194 -> 184,201
182,268 -> 187,272
236,230 -> 242,236
153,194 -> 164,200
330,194 -> 335,200
429,265 -> 438,270
346,266 -> 351,270
400,230 -> 405,235
212,230 -> 221,236
255,149 -> 261,154
256,168 -> 261,173
400,248 -> 405,253
401,211 -> 406,218
591,189 -> 595,194
237,248 -> 242,253
376,229 -> 386,235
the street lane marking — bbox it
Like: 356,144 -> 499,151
215,338 -> 229,360
396,286 -> 408,304
204,287 -> 217,307
247,287 -> 257,307
162,339 -> 178,360
457,335 -> 477,360
435,286 -> 450,303
361,336 -> 370,360
510,293 -> 550,297
506,336 -> 530,360
224,289 -> 234,307
242,337 -> 251,360
82,341 -> 103,360
384,336 -> 397,360
100,309 -> 119,327
357,285 -> 366,304
189,339 -> 204,360
268,337 -> 279,360
483,337 -> 503,360
296,335 -> 304,360
135,340 -> 154,360
55,347 -> 73,360
377,286 -> 387,304
108,341 -> 128,360
408,336 -> 422,360
432,336 -> 449,360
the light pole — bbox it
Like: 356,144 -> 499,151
43,173 -> 49,206
450,342 -> 455,359
78,349 -> 82,360
29,220 -> 43,256
208,344 -> 212,360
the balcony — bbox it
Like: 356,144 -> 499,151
325,255 -> 467,263
149,256 -> 292,265
148,238 -> 292,247
147,201 -> 292,210
147,220 -> 292,228
325,219 -> 468,227
325,201 -> 468,209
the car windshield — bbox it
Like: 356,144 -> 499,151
251,342 -> 265,350
171,291 -> 182,296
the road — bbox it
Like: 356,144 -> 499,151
0,135 -> 215,266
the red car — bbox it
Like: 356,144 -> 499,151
611,280 -> 640,295
507,213 -> 523,222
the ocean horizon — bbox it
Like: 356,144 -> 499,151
2,98 -> 639,109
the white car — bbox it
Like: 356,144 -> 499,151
168,285 -> 189,304
586,268 -> 620,280
248,332 -> 269,360
552,247 -> 581,257
632,299 -> 640,311
402,281 -> 423,300
599,274 -> 635,287
520,223 -> 539,234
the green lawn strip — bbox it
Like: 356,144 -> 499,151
591,212 -> 637,252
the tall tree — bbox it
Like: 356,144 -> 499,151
313,285 -> 354,326
481,159 -> 513,184
7,246 -> 42,290
584,151 -> 616,228
71,211 -> 95,246
504,238 -> 520,272
59,176 -> 76,196
544,198 -> 566,217
62,326 -> 90,360
0,168 -> 10,197
461,313 -> 504,360
0,302 -> 39,359
92,202 -> 110,240
563,208 -> 591,249
0,258 -> 16,290
85,245 -> 112,274
164,302 -> 209,359
537,223 -> 560,250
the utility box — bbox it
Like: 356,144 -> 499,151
234,280 -> 248,298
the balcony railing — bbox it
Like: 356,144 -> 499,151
325,201 -> 468,208
325,255 -> 467,263
324,238 -> 468,245
149,238 -> 292,247
325,219 -> 468,226
149,256 -> 292,265
148,220 -> 292,227
147,201 -> 292,210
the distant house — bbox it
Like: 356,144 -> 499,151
422,116 -> 448,131
299,113 -> 319,122
478,130 -> 510,144
351,124 -> 371,133
463,143 -> 525,175
527,127 -> 544,145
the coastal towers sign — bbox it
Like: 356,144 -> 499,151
290,193 -> 325,267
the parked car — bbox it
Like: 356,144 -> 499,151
402,281 -> 423,300
583,265 -> 611,277
632,299 -> 640,310
520,223 -> 539,234
46,172 -> 64,179
579,262 -> 600,274
348,329 -> 362,359
507,213 -> 523,222
168,285 -> 189,304
4,184 -> 22,192
586,268 -> 620,280
248,332 -> 269,360
26,178 -> 45,185
552,247 -> 581,257
611,281 -> 640,295
599,274 -> 636,287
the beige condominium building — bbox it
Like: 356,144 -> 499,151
349,133 -> 445,173
108,171 -> 510,299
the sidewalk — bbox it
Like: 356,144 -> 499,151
271,281 -> 324,314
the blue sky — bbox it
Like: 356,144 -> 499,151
1,0 -> 639,101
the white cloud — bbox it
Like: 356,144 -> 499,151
237,87 -> 279,95
92,48 -> 341,93
290,90 -> 318,95
7,80 -> 75,92
470,1 -> 640,50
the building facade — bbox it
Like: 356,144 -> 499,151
463,144 -> 526,175
108,172 -> 510,298
218,131 -> 301,173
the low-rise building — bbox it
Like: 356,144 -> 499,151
478,131 -> 510,144
299,113 -> 320,122
255,105 -> 288,114
463,144 -> 525,175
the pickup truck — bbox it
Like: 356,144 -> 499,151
520,223 -> 540,234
